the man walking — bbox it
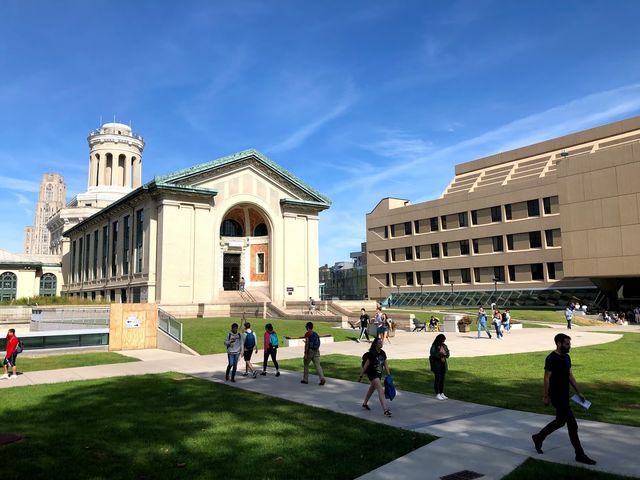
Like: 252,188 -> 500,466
1,328 -> 20,380
357,308 -> 370,343
224,323 -> 243,382
301,322 -> 326,386
477,306 -> 492,339
532,333 -> 596,465
565,303 -> 574,329
242,322 -> 259,378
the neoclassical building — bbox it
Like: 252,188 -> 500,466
61,138 -> 331,307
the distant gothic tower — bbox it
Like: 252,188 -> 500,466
80,122 -> 145,207
24,173 -> 66,254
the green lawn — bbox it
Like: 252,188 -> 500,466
182,317 -> 358,354
279,333 -> 640,426
0,373 -> 433,480
504,458 -> 635,480
17,352 -> 138,373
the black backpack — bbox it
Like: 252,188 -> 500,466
15,340 -> 24,354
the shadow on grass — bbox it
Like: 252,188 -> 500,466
0,373 -> 432,480
503,458 -> 635,480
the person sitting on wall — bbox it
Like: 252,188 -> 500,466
428,316 -> 439,332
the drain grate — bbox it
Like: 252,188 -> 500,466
0,433 -> 24,446
441,470 -> 484,480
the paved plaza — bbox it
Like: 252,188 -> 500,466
2,324 -> 639,479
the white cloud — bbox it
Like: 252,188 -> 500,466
0,176 -> 40,193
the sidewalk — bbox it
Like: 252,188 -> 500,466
1,329 -> 639,479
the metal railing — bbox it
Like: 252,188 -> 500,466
158,308 -> 183,342
31,307 -> 110,326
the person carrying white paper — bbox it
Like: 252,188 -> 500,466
531,333 -> 596,465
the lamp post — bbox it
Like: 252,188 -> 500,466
449,280 -> 455,309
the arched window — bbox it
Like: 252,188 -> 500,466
39,273 -> 57,297
220,219 -> 243,237
0,272 -> 17,301
45,184 -> 53,201
254,223 -> 268,236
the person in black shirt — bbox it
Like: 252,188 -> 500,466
532,333 -> 596,465
357,308 -> 370,343
358,338 -> 391,417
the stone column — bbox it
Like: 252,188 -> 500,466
88,154 -> 97,188
133,157 -> 141,188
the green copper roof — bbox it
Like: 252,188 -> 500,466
155,149 -> 331,207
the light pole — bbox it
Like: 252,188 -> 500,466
449,281 -> 455,309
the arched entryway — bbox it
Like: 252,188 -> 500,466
219,204 -> 271,296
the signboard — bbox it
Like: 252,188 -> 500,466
125,315 -> 140,328
286,287 -> 294,295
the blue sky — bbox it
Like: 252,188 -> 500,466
2,1 -> 640,265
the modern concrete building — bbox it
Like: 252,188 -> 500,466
61,144 -> 331,307
366,116 -> 640,309
24,173 -> 66,255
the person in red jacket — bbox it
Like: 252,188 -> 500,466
2,328 -> 19,379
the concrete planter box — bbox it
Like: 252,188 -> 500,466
283,335 -> 333,347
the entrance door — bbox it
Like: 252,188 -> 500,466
223,254 -> 241,290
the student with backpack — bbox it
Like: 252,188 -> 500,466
224,323 -> 243,382
242,322 -> 259,378
301,322 -> 326,386
358,337 -> 392,417
1,328 -> 21,380
261,323 -> 280,376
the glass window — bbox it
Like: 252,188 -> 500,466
430,217 -> 439,231
493,236 -> 504,252
257,252 -> 265,274
529,231 -> 542,249
391,273 -> 397,286
491,206 -> 502,222
254,223 -> 268,236
527,199 -> 540,217
432,270 -> 441,284
385,250 -> 390,262
384,226 -> 389,238
135,209 -> 144,273
458,212 -> 468,227
545,229 -> 554,247
472,239 -> 479,254
460,240 -> 469,255
390,225 -> 396,237
102,226 -> 109,278
508,265 -> 516,281
471,210 -> 478,225
442,243 -> 449,257
93,229 -> 98,279
0,272 -> 17,301
404,222 -> 412,235
507,234 -> 514,251
416,271 -> 422,285
441,215 -> 447,229
220,219 -> 243,237
531,263 -> 544,280
505,204 -> 512,220
431,243 -> 440,258
461,268 -> 471,283
385,273 -> 390,286
547,262 -> 556,279
85,234 -> 91,279
405,246 -> 413,260
123,216 -> 130,275
39,273 -> 56,296
494,266 -> 505,282
414,220 -> 420,233
71,240 -> 77,282
474,268 -> 481,283
406,272 -> 414,285
391,249 -> 396,261
78,238 -> 84,282
111,221 -> 118,277
415,245 -> 421,259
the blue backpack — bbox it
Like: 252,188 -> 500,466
244,332 -> 256,350
269,332 -> 279,348
309,331 -> 321,349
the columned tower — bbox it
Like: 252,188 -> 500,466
79,122 -> 145,207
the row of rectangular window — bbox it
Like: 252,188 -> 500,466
382,196 -> 558,238
71,209 -> 144,283
384,262 -> 561,287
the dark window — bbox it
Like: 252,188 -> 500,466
529,231 -> 542,249
505,204 -> 512,220
543,197 -> 551,214
443,270 -> 449,284
430,217 -> 439,231
415,245 -> 421,259
547,262 -> 557,279
508,265 -> 516,281
111,221 -> 118,276
123,215 -> 130,275
102,226 -> 108,278
494,266 -> 505,282
406,272 -> 414,285
385,273 -> 390,286
431,243 -> 440,258
257,253 -> 265,273
471,210 -> 478,225
441,215 -> 447,229
404,222 -> 412,235
254,223 -> 268,236
390,224 -> 396,237
71,240 -> 76,282
121,288 -> 127,303
491,206 -> 502,222
39,273 -> 57,296
0,272 -> 17,301
432,270 -> 441,284
507,234 -> 514,251
527,199 -> 540,217
493,236 -> 504,252
545,229 -> 554,247
472,239 -> 479,254
78,238 -> 84,282
110,290 -> 116,302
132,288 -> 141,303
405,246 -> 413,260
414,220 -> 420,234
474,268 -> 481,283
384,226 -> 389,239
385,250 -> 390,262
220,219 -> 243,237
461,268 -> 471,283
85,234 -> 90,280
391,249 -> 396,261
458,212 -> 468,227
460,240 -> 469,255
531,263 -> 544,280
442,243 -> 449,256
416,272 -> 422,285
135,209 -> 144,273
391,273 -> 397,286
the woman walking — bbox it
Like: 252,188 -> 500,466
429,334 -> 450,400
261,323 -> 280,376
383,313 -> 392,344
492,309 -> 503,339
358,338 -> 392,417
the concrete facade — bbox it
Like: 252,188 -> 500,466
366,116 -> 640,304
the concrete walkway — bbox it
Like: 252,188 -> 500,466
1,327 -> 638,479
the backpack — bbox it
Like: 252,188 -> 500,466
244,332 -> 256,350
15,340 -> 24,354
309,331 -> 321,349
269,332 -> 279,348
361,352 -> 370,367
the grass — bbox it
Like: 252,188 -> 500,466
0,373 -> 433,480
279,333 -> 640,426
16,352 -> 138,372
504,458 -> 636,480
181,317 -> 358,354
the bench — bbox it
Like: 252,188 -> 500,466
412,319 -> 426,332
283,335 -> 334,348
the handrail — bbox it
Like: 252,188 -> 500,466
158,308 -> 183,342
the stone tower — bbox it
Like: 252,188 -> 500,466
79,122 -> 145,208
24,173 -> 66,254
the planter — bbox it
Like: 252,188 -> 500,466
457,324 -> 470,333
